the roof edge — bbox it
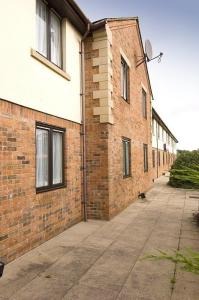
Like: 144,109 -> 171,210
91,17 -> 154,99
152,108 -> 178,143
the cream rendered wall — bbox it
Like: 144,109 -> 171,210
0,0 -> 82,123
152,120 -> 177,154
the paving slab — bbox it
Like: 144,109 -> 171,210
1,176 -> 199,300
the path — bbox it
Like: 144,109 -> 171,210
1,176 -> 199,300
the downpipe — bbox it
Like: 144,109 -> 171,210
80,23 -> 91,222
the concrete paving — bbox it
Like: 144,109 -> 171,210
1,175 -> 199,300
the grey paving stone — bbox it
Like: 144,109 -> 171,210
63,284 -> 118,300
1,176 -> 199,300
171,279 -> 199,300
118,271 -> 172,300
0,250 -> 56,298
79,250 -> 135,291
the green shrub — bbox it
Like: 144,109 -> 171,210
169,150 -> 199,189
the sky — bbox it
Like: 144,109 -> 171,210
77,0 -> 199,150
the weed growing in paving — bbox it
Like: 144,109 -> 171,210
143,248 -> 199,275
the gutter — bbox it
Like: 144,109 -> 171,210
80,23 -> 91,222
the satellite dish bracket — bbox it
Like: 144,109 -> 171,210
136,39 -> 163,68
136,52 -> 163,68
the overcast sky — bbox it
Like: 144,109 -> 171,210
77,0 -> 199,150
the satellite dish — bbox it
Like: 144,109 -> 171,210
145,40 -> 153,61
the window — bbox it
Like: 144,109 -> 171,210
121,57 -> 129,101
152,150 -> 155,168
122,138 -> 131,177
36,123 -> 65,192
158,151 -> 161,166
158,125 -> 160,139
143,144 -> 148,172
162,129 -> 165,142
152,119 -> 155,136
142,89 -> 147,119
36,0 -> 62,67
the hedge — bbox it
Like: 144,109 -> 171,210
169,150 -> 199,189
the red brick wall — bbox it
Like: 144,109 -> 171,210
84,20 -> 154,220
0,99 -> 82,263
84,37 -> 110,220
108,20 -> 153,218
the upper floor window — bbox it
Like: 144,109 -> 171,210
36,122 -> 65,192
152,119 -> 155,136
162,129 -> 165,141
36,0 -> 62,67
122,138 -> 131,177
121,57 -> 129,101
158,125 -> 161,139
142,89 -> 147,119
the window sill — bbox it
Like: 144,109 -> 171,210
31,49 -> 71,81
123,175 -> 132,179
121,96 -> 130,104
36,184 -> 66,194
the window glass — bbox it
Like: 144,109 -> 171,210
36,0 -> 62,67
121,57 -> 129,101
152,150 -> 155,168
36,0 -> 47,57
50,12 -> 61,67
36,128 -> 49,188
36,123 -> 65,192
142,89 -> 147,119
143,144 -> 148,172
123,139 -> 131,177
53,131 -> 63,184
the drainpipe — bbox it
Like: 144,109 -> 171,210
80,23 -> 91,222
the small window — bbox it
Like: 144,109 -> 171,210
122,138 -> 131,177
152,119 -> 155,136
158,125 -> 161,139
162,129 -> 164,141
36,123 -> 65,192
152,150 -> 156,168
158,151 -> 161,166
143,144 -> 148,172
121,57 -> 129,101
142,89 -> 147,119
36,0 -> 62,67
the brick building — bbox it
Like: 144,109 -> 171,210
0,0 -> 89,263
0,0 -> 178,263
152,108 -> 178,180
85,18 -> 154,220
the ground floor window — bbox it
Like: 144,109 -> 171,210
36,122 -> 65,192
122,138 -> 131,177
143,144 -> 148,172
158,151 -> 161,166
152,150 -> 155,168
